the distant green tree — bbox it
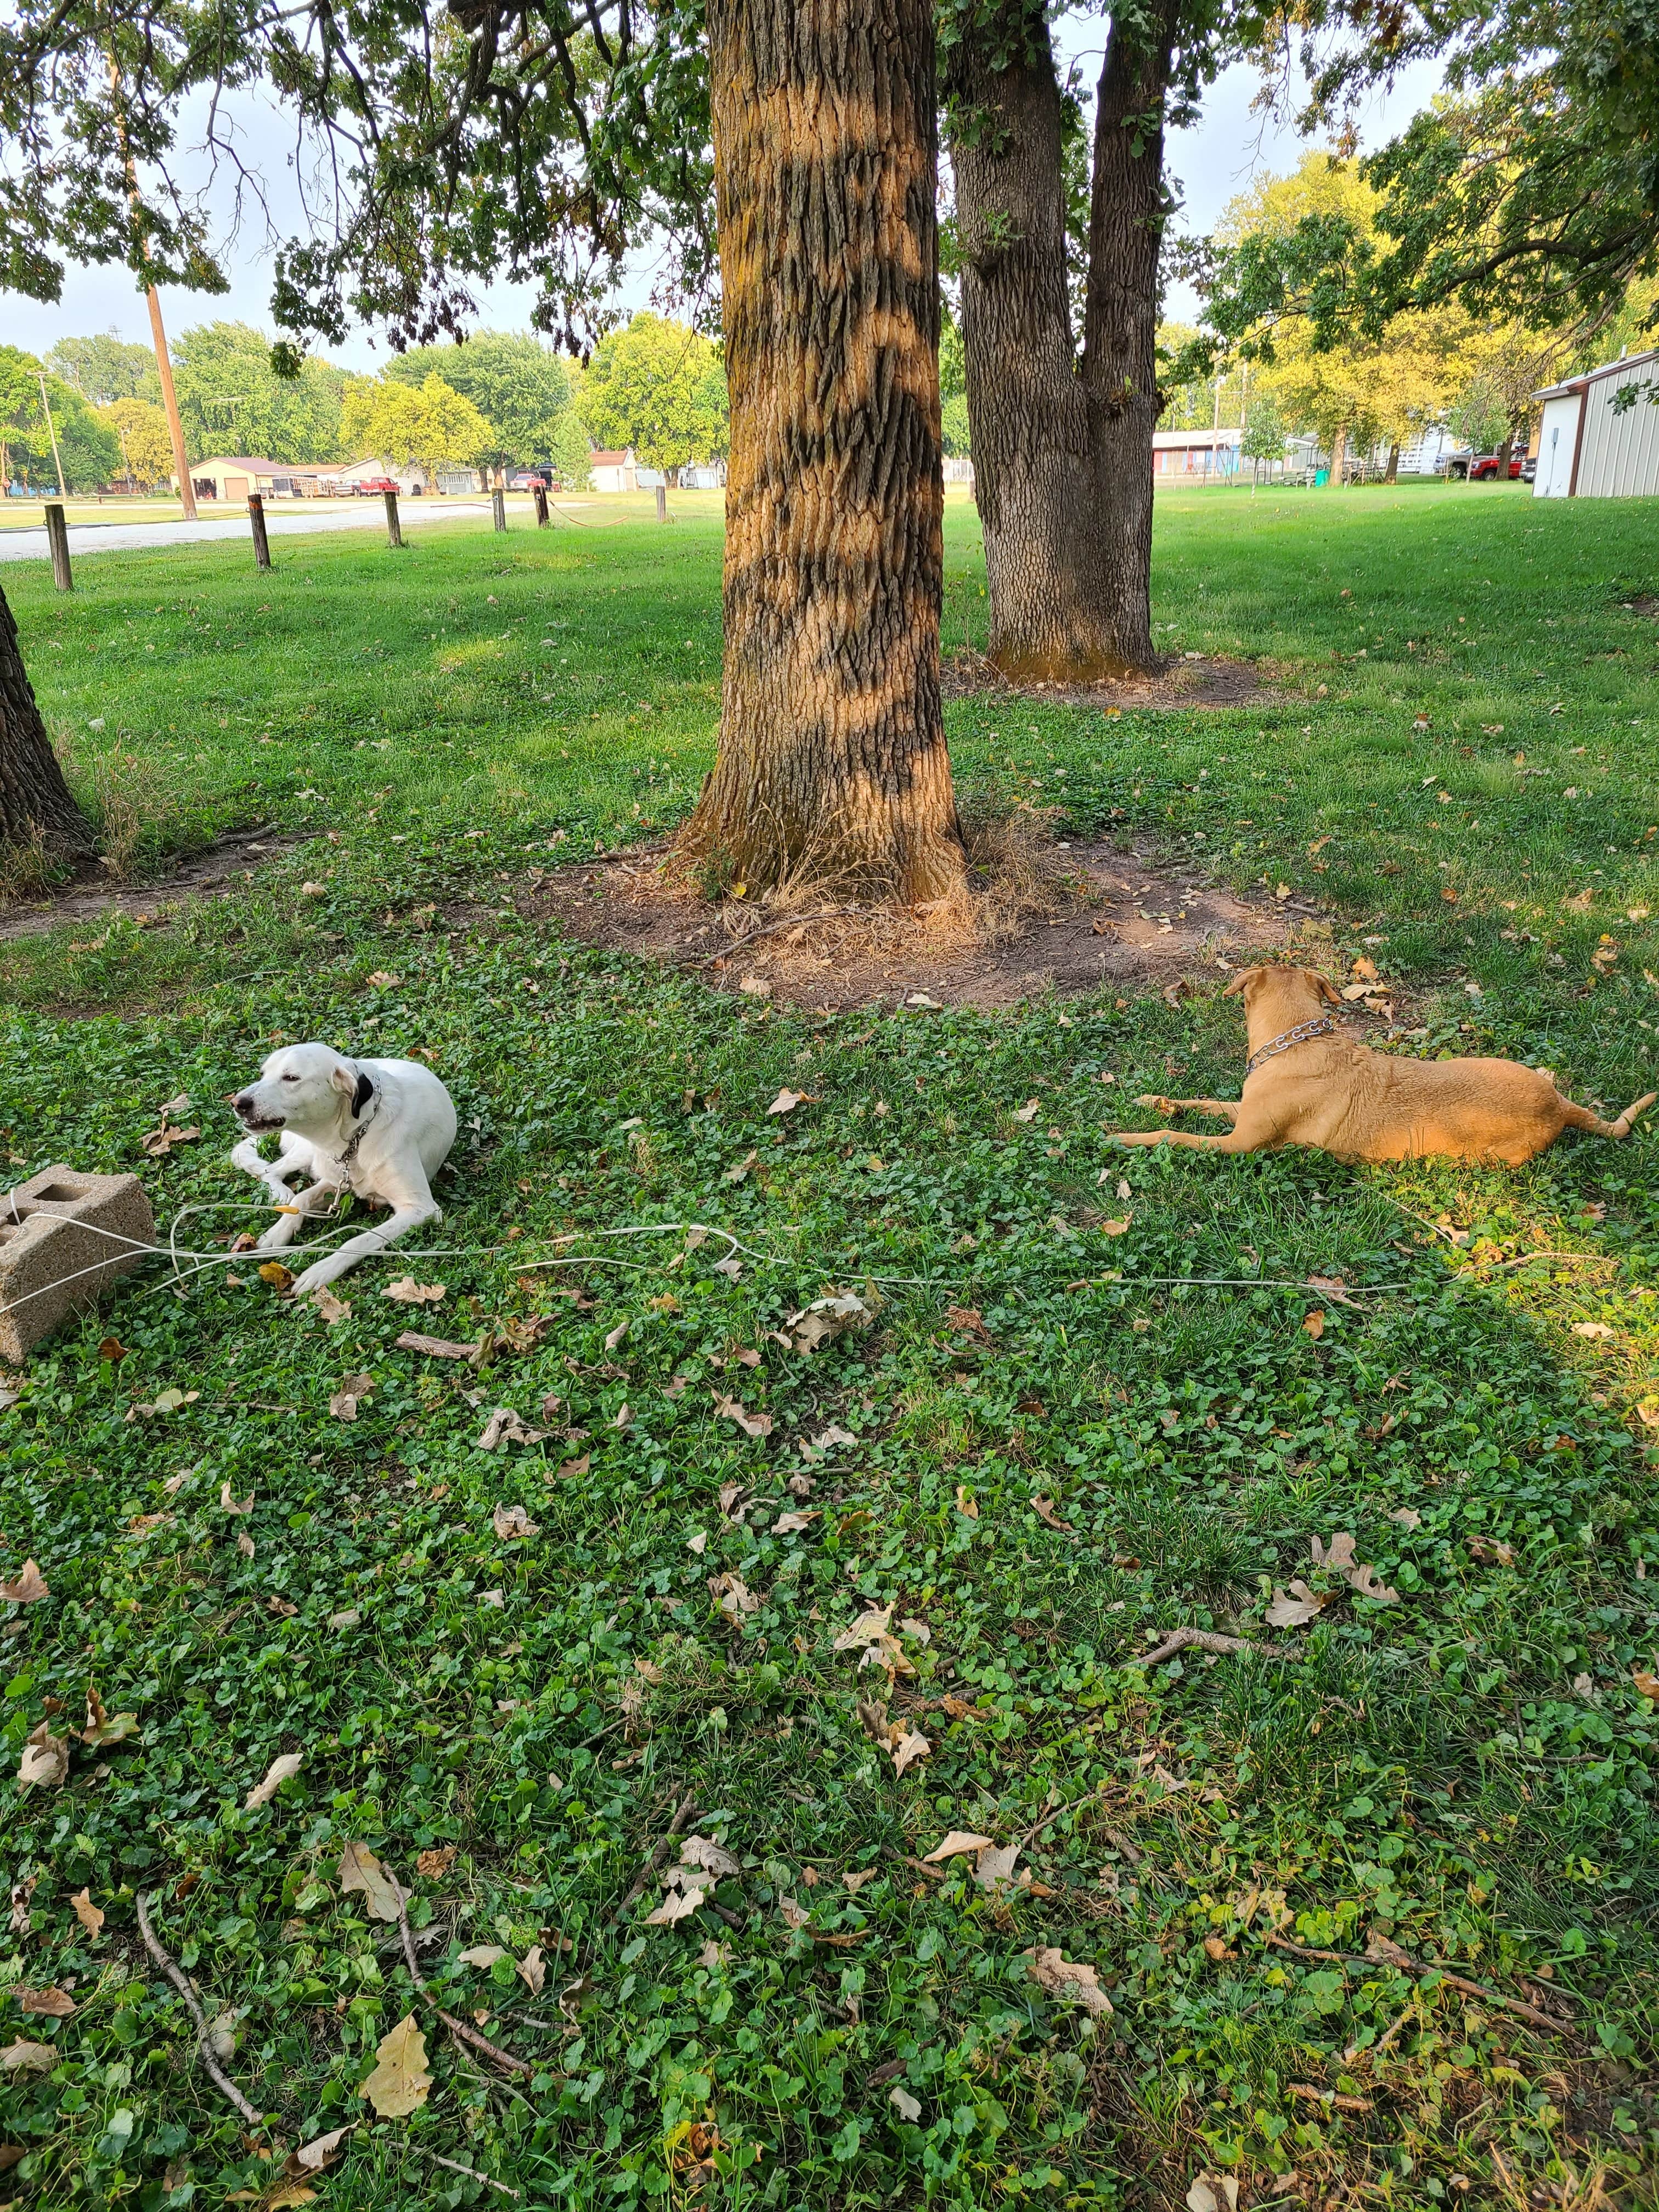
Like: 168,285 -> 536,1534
1240,393 -> 1290,485
44,331 -> 155,406
170,323 -> 350,462
583,313 -> 727,482
1448,375 -> 1510,455
97,396 -> 173,487
549,411 -> 592,490
0,345 -> 120,488
340,374 -> 492,480
383,333 -> 573,471
941,393 -> 972,456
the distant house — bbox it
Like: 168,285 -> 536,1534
1152,427 -> 1242,479
681,462 -> 727,490
1532,348 -> 1659,499
589,448 -> 638,494
188,456 -> 325,501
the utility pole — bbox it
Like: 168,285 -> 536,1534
105,47 -> 197,520
36,372 -> 67,499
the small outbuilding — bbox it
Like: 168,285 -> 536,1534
1531,348 -> 1659,499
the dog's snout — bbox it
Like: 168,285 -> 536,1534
233,1091 -> 256,1116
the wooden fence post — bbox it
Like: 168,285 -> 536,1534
656,483 -> 667,523
533,483 -> 550,528
43,504 -> 72,592
248,493 -> 272,571
492,486 -> 507,533
383,488 -> 403,548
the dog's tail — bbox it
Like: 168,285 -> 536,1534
1559,1090 -> 1658,1141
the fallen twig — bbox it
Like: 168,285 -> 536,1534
1289,2082 -> 1374,2115
686,906 -> 861,968
390,1873 -> 536,2078
1131,1627 -> 1290,1668
135,1892 -> 263,2127
418,2149 -> 522,2199
611,1787 -> 698,1924
1266,1932 -> 1571,2038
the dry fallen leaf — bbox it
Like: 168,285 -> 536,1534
70,1889 -> 104,1937
1390,1508 -> 1421,1530
245,1751 -> 303,1809
855,1697 -> 930,1776
1266,1581 -> 1328,1629
1352,955 -> 1379,981
1572,1321 -> 1615,1340
258,1260 -> 295,1293
772,1509 -> 820,1534
1468,1534 -> 1516,1566
777,1895 -> 811,1929
974,1844 -> 1024,1892
18,1724 -> 69,1790
16,1987 -> 74,2018
338,1840 -> 405,1923
922,1830 -> 995,1863
1012,1099 -> 1040,1122
843,1869 -> 879,1893
492,1502 -> 540,1541
1309,1528 -> 1400,1603
1632,1669 -> 1659,1701
0,2042 -> 55,2075
219,1481 -> 255,1516
383,1278 -> 445,1305
0,1560 -> 48,1606
458,1944 -> 507,1968
646,1883 -> 707,1926
681,1836 -> 742,1878
1031,1495 -> 1074,1532
954,1485 -> 979,1520
714,1393 -> 772,1439
516,1945 -> 546,1995
768,1087 -> 813,1116
1187,2176 -> 1240,2212
236,1532 -> 256,1559
359,2013 -> 431,2118
1023,1946 -> 1113,2015
476,1407 -> 550,1451
786,1291 -> 874,1352
708,1572 -> 761,1623
416,1846 -> 456,1879
1303,1310 -> 1325,1340
890,2084 -> 922,2122
310,1286 -> 351,1324
290,2126 -> 353,2176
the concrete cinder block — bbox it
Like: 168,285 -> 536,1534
0,1166 -> 155,1364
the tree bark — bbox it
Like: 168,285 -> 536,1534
947,25 -> 1106,678
1384,441 -> 1400,483
0,583 -> 97,859
686,0 -> 966,902
1330,422 -> 1348,484
1076,0 -> 1180,674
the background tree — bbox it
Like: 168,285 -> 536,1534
340,374 -> 492,481
0,348 -> 121,489
96,395 -> 174,488
44,331 -> 153,405
383,332 -> 575,471
1240,392 -> 1288,484
549,411 -> 594,489
170,323 -> 356,463
583,313 -> 729,481
940,314 -> 972,456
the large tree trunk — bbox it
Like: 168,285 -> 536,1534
0,584 -> 96,860
947,27 -> 1109,678
1076,0 -> 1181,674
685,0 -> 965,902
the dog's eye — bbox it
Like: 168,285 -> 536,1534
281,1074 -> 300,1083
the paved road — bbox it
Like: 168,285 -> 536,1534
0,498 -> 516,563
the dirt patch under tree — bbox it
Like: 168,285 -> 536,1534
941,648 -> 1276,712
0,825 -> 298,941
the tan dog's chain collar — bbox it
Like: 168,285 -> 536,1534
331,1082 -> 381,1175
1244,1015 -> 1340,1078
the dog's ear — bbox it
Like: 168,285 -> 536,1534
1221,966 -> 1257,998
329,1056 -> 360,1099
1312,970 -> 1344,1007
351,1070 -> 374,1116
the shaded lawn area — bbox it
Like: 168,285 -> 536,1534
0,484 -> 1657,2209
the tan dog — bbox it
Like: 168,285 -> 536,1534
1114,964 -> 1656,1166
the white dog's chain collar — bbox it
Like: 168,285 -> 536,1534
1244,1014 -> 1341,1078
331,1081 -> 382,1175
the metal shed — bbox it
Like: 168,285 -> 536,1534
1532,348 -> 1659,499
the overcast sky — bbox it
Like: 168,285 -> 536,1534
4,45 -> 1442,369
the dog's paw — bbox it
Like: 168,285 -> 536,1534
287,1260 -> 343,1300
1136,1093 -> 1177,1115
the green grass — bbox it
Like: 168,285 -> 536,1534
1,482 -> 1658,2210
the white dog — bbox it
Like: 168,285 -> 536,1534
230,1043 -> 458,1297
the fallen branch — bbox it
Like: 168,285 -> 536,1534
390,1874 -> 536,2078
610,1787 -> 698,1925
135,1892 -> 263,2127
1266,1932 -> 1571,2037
1130,1627 -> 1290,1668
418,2149 -> 522,2199
1289,2081 -> 1373,2115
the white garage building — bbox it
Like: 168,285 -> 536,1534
1532,348 -> 1659,498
